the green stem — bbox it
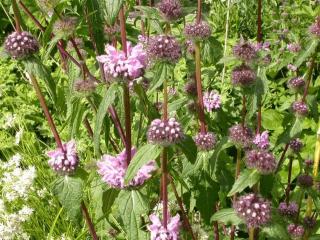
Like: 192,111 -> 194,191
249,227 -> 255,240
285,156 -> 294,204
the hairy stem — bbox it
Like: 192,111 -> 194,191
285,156 -> 294,204
169,175 -> 196,240
197,0 -> 202,23
81,202 -> 99,240
29,74 -> 64,150
119,6 -> 132,165
242,95 -> 247,127
12,0 -> 22,32
221,0 -> 231,86
306,121 -> 320,215
257,0 -> 263,43
302,57 -> 315,102
162,148 -> 168,228
230,147 -> 242,240
276,143 -> 289,173
195,42 -> 206,133
249,227 -> 255,240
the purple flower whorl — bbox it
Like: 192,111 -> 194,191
194,132 -> 216,151
5,31 -> 39,59
233,41 -> 257,62
292,101 -> 308,117
278,201 -> 298,218
287,224 -> 305,239
184,80 -> 197,96
309,16 -> 320,37
297,174 -> 313,188
234,193 -> 271,227
287,77 -> 305,92
147,35 -> 182,63
147,118 -> 184,146
289,138 -> 303,153
203,91 -> 221,111
245,149 -> 277,174
231,64 -> 256,87
157,0 -> 183,21
184,21 -> 211,40
46,140 -> 79,175
229,124 -> 253,148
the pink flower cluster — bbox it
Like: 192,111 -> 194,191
203,91 -> 221,111
287,43 -> 301,53
253,131 -> 270,149
147,214 -> 180,240
47,140 -> 79,174
97,42 -> 147,81
97,148 -> 156,189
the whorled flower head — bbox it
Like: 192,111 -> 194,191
245,149 -> 277,174
148,213 -> 180,240
157,0 -> 183,21
292,101 -> 308,117
233,193 -> 271,227
231,64 -> 256,87
97,148 -> 156,189
287,224 -> 305,239
253,131 -> 270,149
229,124 -> 253,148
287,64 -> 297,72
53,17 -> 77,36
303,216 -> 317,229
278,201 -> 299,218
194,132 -> 216,151
309,16 -> 320,37
147,35 -> 181,62
289,138 -> 303,153
97,42 -> 147,81
297,174 -> 313,188
4,31 -> 39,59
73,78 -> 97,94
287,77 -> 305,92
184,21 -> 211,40
305,159 -> 313,168
233,40 -> 257,62
47,140 -> 79,174
104,24 -> 120,37
287,43 -> 301,53
203,91 -> 221,111
184,80 -> 197,96
147,118 -> 184,146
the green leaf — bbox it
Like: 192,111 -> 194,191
211,208 -> 243,225
94,84 -> 118,157
294,39 -> 318,68
124,144 -> 161,184
68,98 -> 86,138
261,223 -> 289,240
262,109 -> 284,130
104,0 -> 124,26
117,190 -> 149,240
227,169 -> 260,196
168,97 -> 188,113
176,135 -> 197,164
289,117 -> 302,138
148,63 -> 169,94
134,6 -> 161,20
52,175 -> 84,223
85,0 -> 108,54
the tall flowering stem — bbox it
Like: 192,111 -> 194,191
256,0 -> 262,134
162,148 -> 169,228
12,0 -> 21,32
81,202 -> 99,240
306,121 -> 320,216
29,74 -> 64,150
195,42 -> 206,133
197,0 -> 202,23
302,57 -> 315,102
230,147 -> 242,240
119,6 -> 132,166
169,175 -> 196,240
242,95 -> 247,127
285,156 -> 294,204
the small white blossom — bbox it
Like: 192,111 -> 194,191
15,129 -> 24,145
3,113 -> 16,129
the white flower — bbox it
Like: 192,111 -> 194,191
36,188 -> 47,198
3,113 -> 16,129
1,153 -> 22,169
15,129 -> 24,145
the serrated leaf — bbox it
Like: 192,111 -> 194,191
94,84 -> 118,157
117,190 -> 148,240
52,175 -> 84,224
124,144 -> 161,184
227,169 -> 260,196
211,208 -> 243,225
